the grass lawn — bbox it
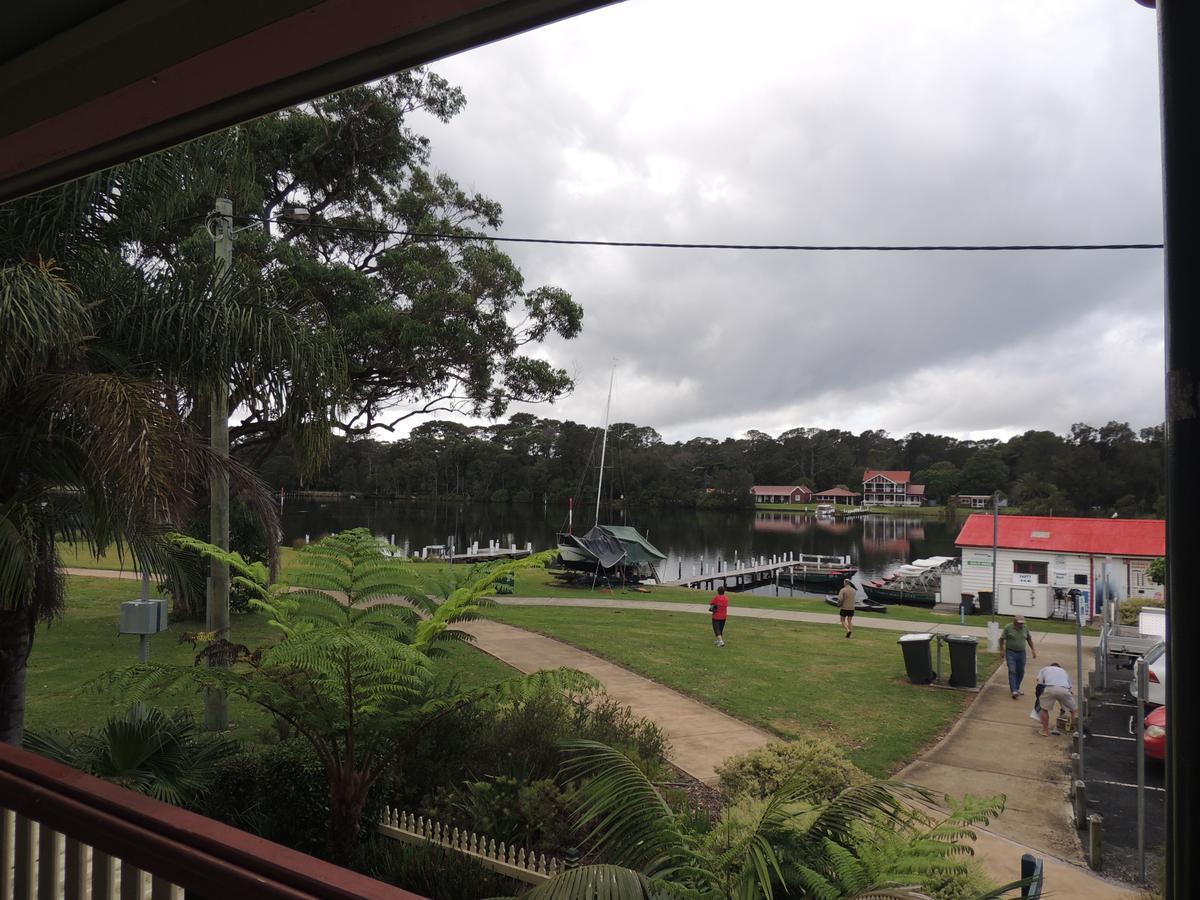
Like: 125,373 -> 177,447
24,576 -> 519,740
489,605 -> 1001,777
57,541 -> 144,572
57,546 -> 1095,637
553,589 -> 1099,637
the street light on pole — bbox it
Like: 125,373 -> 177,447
986,489 -> 1001,651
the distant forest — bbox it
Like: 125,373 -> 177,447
256,415 -> 1165,518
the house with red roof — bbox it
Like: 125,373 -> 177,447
751,484 -> 812,504
955,514 -> 1165,617
862,470 -> 926,507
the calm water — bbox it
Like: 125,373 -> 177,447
281,499 -> 959,589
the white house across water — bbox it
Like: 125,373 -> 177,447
956,514 -> 1165,619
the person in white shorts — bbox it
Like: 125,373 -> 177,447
1035,662 -> 1078,736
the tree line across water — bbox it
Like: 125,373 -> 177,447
260,415 -> 1166,518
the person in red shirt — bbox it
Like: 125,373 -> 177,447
710,586 -> 729,647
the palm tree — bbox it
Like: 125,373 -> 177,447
522,740 -> 1012,900
0,150 -> 345,745
0,247 -> 213,744
24,707 -> 238,806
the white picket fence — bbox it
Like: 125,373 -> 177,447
376,808 -> 563,884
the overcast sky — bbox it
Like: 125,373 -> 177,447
407,0 -> 1163,444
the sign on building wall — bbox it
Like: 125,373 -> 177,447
964,550 -> 993,567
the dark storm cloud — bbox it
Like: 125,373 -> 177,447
408,0 -> 1164,441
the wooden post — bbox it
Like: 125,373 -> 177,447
1088,814 -> 1103,870
1074,780 -> 1088,829
1071,753 -> 1082,791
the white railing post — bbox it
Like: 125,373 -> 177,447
119,859 -> 144,900
38,824 -> 61,898
13,814 -> 35,900
0,809 -> 14,900
64,836 -> 88,900
92,849 -> 116,900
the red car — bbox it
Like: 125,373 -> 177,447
1145,705 -> 1167,761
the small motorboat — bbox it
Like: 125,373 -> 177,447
825,595 -> 888,613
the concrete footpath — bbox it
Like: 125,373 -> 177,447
900,658 -> 1136,898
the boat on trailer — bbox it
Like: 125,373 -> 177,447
553,367 -> 665,585
554,524 -> 666,584
862,556 -> 960,607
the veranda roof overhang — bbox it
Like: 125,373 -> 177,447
0,0 -> 619,203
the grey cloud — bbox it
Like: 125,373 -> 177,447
404,0 -> 1163,440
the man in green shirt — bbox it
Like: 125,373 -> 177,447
998,615 -> 1037,699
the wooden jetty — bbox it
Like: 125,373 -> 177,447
375,536 -> 534,563
662,552 -> 852,591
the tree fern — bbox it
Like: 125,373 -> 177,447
101,529 -> 591,862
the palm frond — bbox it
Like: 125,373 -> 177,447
559,739 -> 691,877
517,864 -> 658,900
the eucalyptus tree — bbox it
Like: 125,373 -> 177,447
113,69 -> 582,466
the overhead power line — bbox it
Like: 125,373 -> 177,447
264,218 -> 1163,251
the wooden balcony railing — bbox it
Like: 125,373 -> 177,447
0,742 -> 424,900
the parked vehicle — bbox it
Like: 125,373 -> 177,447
1131,641 -> 1167,707
1144,705 -> 1166,761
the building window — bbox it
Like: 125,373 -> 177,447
1013,560 -> 1049,584
1074,574 -> 1088,586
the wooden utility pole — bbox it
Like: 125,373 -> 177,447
205,197 -> 232,731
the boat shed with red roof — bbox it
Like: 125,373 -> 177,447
955,514 -> 1165,617
813,487 -> 862,505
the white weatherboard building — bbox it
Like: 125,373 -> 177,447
956,515 -> 1165,619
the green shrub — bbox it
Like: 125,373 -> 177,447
200,739 -> 391,860
431,775 -> 575,852
366,841 -> 516,900
716,738 -> 870,802
388,685 -> 668,856
568,690 -> 670,772
1120,596 -> 1166,626
918,859 -> 996,900
396,685 -> 669,813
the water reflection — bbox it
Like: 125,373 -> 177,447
281,499 -> 959,585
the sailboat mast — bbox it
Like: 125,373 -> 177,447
595,366 -> 615,527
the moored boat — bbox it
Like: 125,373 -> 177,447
862,556 -> 960,608
782,567 -> 857,589
824,595 -> 888,613
552,367 -> 665,585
